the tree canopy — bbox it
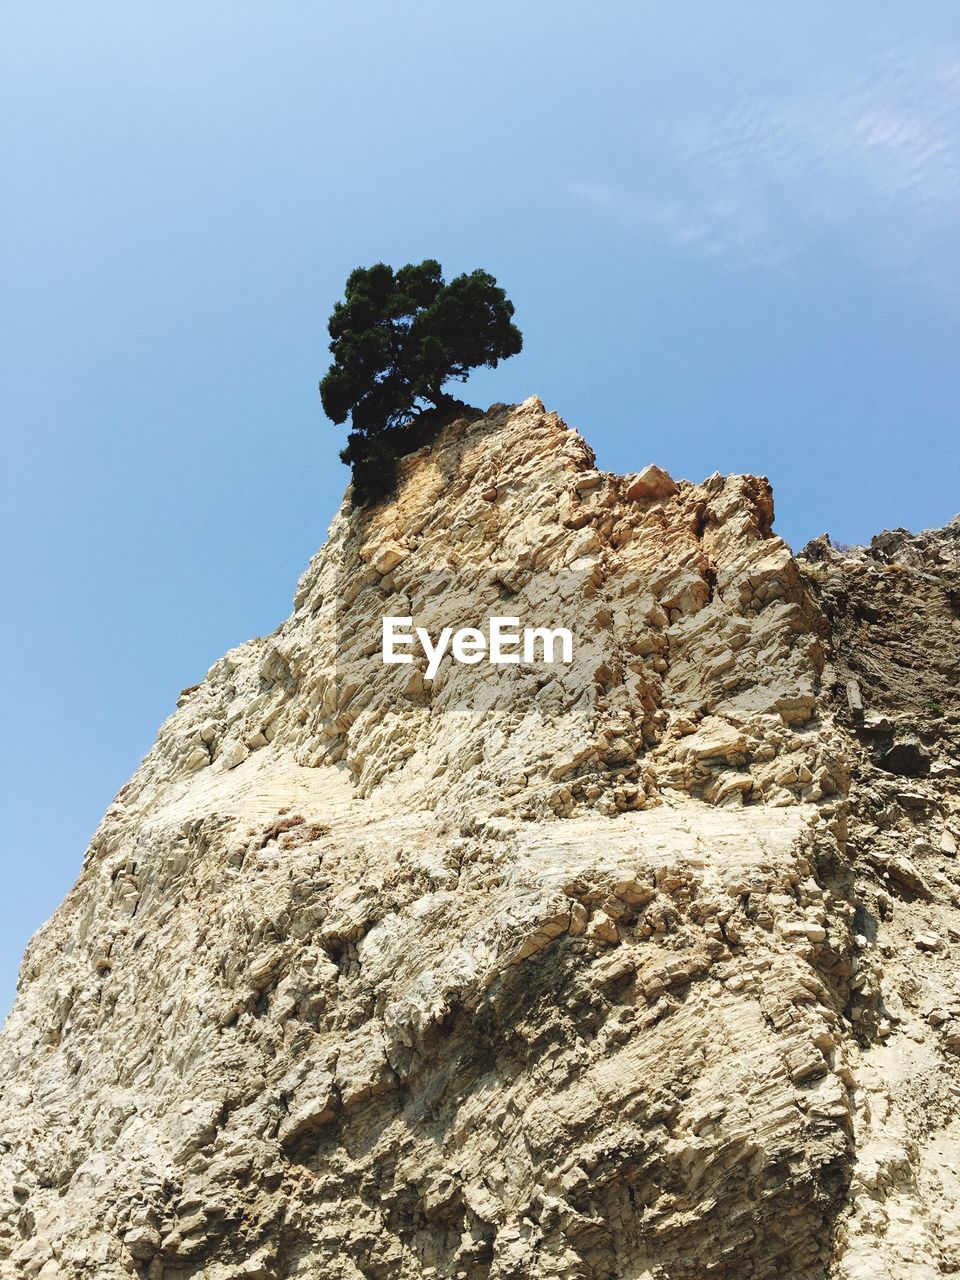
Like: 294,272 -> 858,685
320,260 -> 522,503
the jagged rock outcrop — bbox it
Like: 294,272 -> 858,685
0,399 -> 957,1280
796,518 -> 960,1279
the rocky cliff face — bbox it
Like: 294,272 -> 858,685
1,399 -> 957,1280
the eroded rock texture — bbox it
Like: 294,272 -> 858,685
1,400 -> 957,1280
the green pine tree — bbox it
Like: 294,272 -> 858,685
320,260 -> 522,504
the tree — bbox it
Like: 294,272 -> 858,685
320,260 -> 522,504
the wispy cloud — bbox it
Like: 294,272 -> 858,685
570,43 -> 960,294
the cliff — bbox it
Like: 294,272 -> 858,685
1,399 -> 958,1280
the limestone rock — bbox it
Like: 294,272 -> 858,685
624,463 -> 678,502
0,401 -> 958,1279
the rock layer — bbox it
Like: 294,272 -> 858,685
1,400 -> 957,1280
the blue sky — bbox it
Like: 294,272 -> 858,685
1,2 -> 958,1017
